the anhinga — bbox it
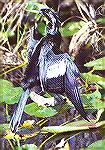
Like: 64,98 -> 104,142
37,8 -> 89,121
23,8 -> 89,120
9,8 -> 89,133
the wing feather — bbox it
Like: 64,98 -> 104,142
65,59 -> 89,121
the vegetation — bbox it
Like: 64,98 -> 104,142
0,0 -> 105,149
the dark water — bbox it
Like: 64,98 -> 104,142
0,103 -> 104,150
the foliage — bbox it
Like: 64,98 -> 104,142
82,73 -> 105,88
60,21 -> 86,37
42,120 -> 105,133
81,89 -> 105,109
20,144 -> 39,150
24,102 -> 58,117
0,80 -> 23,104
83,57 -> 105,89
81,139 -> 105,150
26,1 -> 48,12
84,57 -> 105,70
0,0 -> 105,150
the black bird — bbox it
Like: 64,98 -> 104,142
37,8 -> 89,120
23,8 -> 89,120
9,8 -> 89,132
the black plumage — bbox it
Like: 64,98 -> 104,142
9,24 -> 43,132
37,8 -> 89,121
24,8 -> 89,121
27,24 -> 42,63
9,8 -> 89,133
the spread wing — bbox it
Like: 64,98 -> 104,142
65,54 -> 80,78
42,55 -> 89,121
65,58 -> 89,121
43,53 -> 80,82
22,38 -> 44,90
39,53 -> 80,93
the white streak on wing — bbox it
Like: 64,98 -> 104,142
31,38 -> 43,56
46,60 -> 66,78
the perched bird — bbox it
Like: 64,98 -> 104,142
10,8 -> 89,133
37,8 -> 89,120
23,8 -> 89,120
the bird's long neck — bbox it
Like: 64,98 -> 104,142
47,19 -> 59,35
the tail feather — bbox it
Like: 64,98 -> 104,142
9,89 -> 30,132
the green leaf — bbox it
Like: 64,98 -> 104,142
96,109 -> 104,122
0,79 -> 23,104
65,120 -> 95,127
42,125 -> 88,133
0,79 -> 13,88
82,73 -> 105,88
82,90 -> 105,109
37,22 -> 46,36
81,139 -> 105,150
3,87 -> 23,104
6,30 -> 15,37
0,124 -> 8,135
16,144 -> 39,150
96,17 -> 105,24
93,100 -> 105,109
24,102 -> 58,118
82,90 -> 101,105
42,120 -> 105,133
22,144 -> 39,150
84,57 -> 105,70
60,21 -> 85,37
26,1 -> 48,13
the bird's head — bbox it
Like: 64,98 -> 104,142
40,8 -> 61,35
